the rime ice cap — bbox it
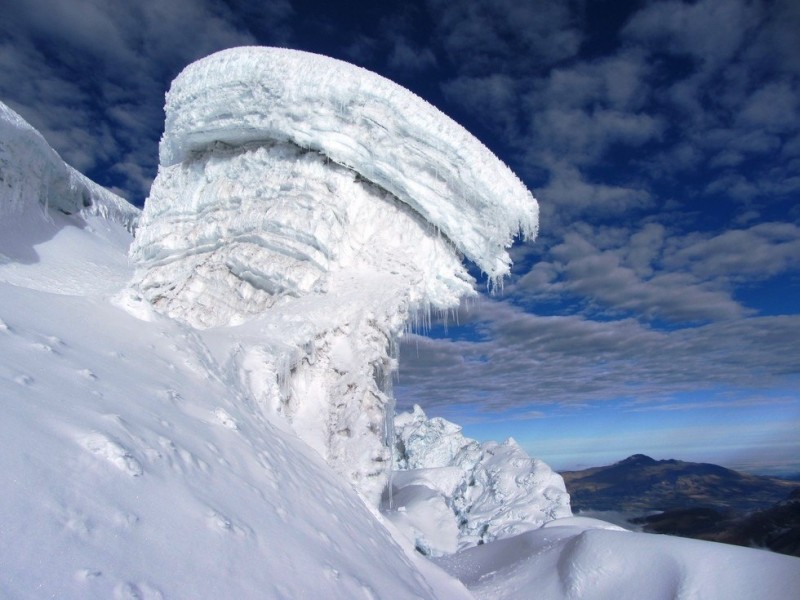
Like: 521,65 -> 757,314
159,46 -> 538,281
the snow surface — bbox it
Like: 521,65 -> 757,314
3,56 -> 800,599
0,103 -> 467,599
435,517 -> 800,600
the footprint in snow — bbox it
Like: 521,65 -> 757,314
81,432 -> 143,477
33,342 -> 56,353
14,374 -> 33,386
113,581 -> 163,600
212,408 -> 238,430
206,509 -> 250,537
74,569 -> 103,582
78,368 -> 98,380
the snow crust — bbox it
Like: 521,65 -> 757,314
387,405 -> 571,554
158,46 -> 538,281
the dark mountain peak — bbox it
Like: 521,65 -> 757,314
617,454 -> 657,467
563,455 -> 799,515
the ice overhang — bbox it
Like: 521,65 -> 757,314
159,46 -> 538,281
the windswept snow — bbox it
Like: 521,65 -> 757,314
435,517 -> 800,600
0,102 -> 138,231
0,101 -> 139,296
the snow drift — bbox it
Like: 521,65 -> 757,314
129,47 -> 539,504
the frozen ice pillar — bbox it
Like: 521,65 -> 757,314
130,47 -> 538,504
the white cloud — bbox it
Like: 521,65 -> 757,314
397,299 -> 800,411
623,0 -> 757,69
535,162 -> 653,221
665,222 -> 800,280
737,81 -> 800,131
441,74 -> 519,139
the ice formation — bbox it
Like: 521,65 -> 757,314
157,46 -> 538,281
0,101 -> 465,599
387,405 -> 571,554
130,47 -> 538,504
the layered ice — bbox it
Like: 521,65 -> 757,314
387,405 -> 571,554
158,46 -> 538,282
130,47 -> 539,503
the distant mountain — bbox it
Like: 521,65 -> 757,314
562,454 -> 798,513
563,455 -> 800,557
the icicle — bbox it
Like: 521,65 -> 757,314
384,395 -> 396,511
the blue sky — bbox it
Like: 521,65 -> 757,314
2,0 -> 799,474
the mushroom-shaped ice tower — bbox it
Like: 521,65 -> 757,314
130,47 -> 538,504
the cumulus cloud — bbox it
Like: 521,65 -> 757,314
441,74 -> 520,139
622,0 -> 757,69
665,222 -> 800,280
387,37 -> 437,72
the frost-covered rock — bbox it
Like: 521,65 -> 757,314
387,405 -> 572,553
129,47 -> 539,504
0,101 -> 139,232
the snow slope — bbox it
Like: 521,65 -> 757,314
0,102 -> 138,231
435,517 -> 800,600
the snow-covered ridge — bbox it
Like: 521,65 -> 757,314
158,46 -> 538,281
0,101 -> 139,232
